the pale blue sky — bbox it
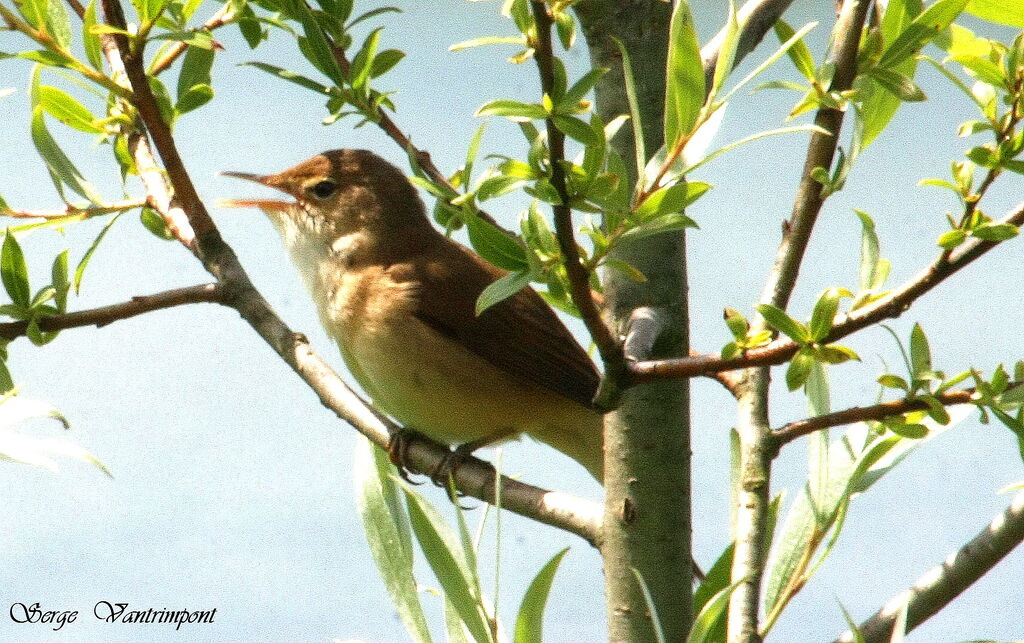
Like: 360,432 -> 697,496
1,1 -> 1022,641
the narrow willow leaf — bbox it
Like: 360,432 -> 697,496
687,577 -> 746,643
450,36 -> 527,51
36,85 -> 100,133
909,322 -> 931,378
809,287 -> 843,341
683,124 -> 829,175
476,270 -> 531,316
513,548 -> 569,643
177,45 -> 214,101
1,233 -> 31,308
611,37 -> 646,182
718,22 -> 818,105
464,215 -> 527,271
349,27 -> 384,89
242,62 -> 334,95
30,107 -> 103,204
631,568 -> 666,643
475,99 -> 548,120
43,0 -> 72,50
774,19 -> 815,81
82,0 -> 103,69
403,487 -> 492,643
352,437 -> 433,643
51,249 -> 69,312
663,0 -> 704,147
370,48 -> 404,78
74,212 -> 123,293
709,1 -> 740,103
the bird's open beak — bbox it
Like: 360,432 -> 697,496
218,171 -> 293,212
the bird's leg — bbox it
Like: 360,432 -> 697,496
431,429 -> 517,502
386,428 -> 424,485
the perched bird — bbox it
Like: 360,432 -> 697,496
223,149 -> 604,482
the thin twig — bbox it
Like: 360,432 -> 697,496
836,490 -> 1024,643
773,390 -> 976,446
630,200 -> 1024,382
0,284 -> 223,340
96,0 -> 602,541
530,0 -> 621,371
0,198 -> 147,220
149,3 -> 235,75
759,0 -> 871,312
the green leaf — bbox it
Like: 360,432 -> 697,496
554,9 -> 575,50
877,0 -> 969,69
513,548 -> 569,643
635,182 -> 691,221
51,249 -> 68,312
809,287 -> 842,341
937,228 -> 967,249
663,0 -> 704,147
349,27 -> 383,89
552,115 -> 601,146
351,437 -> 432,643
949,53 -> 1008,87
723,308 -> 749,341
139,207 -> 174,240
972,222 -> 1019,241
965,0 -> 1024,27
611,37 -> 646,180
631,568 -> 667,643
242,61 -> 334,95
449,36 -> 527,51
476,270 -> 531,316
370,48 -> 404,78
43,0 -> 72,49
602,257 -> 646,283
861,0 -> 923,146
786,347 -> 814,391
774,19 -> 815,82
561,67 -> 606,108
403,487 -> 492,643
36,85 -> 100,134
619,211 -> 697,242
816,344 -> 860,365
687,577 -> 746,643
175,83 -> 213,114
82,0 -> 103,69
30,107 -> 103,204
75,213 -> 122,293
176,44 -> 214,102
756,304 -> 811,344
854,209 -> 883,291
708,1 -> 740,103
475,99 -> 548,121
151,30 -> 215,49
146,76 -> 176,128
909,323 -> 931,378
878,374 -> 910,390
886,417 -> 929,439
464,216 -> 528,272
1,233 -> 31,308
868,68 -> 927,101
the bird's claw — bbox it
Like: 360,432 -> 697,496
387,429 -> 423,485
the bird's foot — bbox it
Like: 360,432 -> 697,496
431,445 -> 475,507
386,428 -> 424,485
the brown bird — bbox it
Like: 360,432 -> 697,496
223,149 -> 604,482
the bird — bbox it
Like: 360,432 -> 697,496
222,149 -> 604,482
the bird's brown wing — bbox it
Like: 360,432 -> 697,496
398,240 -> 600,409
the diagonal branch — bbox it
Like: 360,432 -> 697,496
836,490 -> 1024,643
0,284 -> 223,341
630,199 -> 1024,382
95,0 -> 602,542
530,0 -> 621,372
149,3 -> 235,75
760,0 -> 871,312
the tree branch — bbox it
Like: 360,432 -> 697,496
95,0 -> 602,543
149,3 -> 234,76
760,0 -> 871,312
836,490 -> 1024,643
0,284 -> 223,341
773,390 -> 974,447
630,199 -> 1024,382
530,1 -> 622,375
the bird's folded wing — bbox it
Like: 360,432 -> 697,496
400,242 -> 601,410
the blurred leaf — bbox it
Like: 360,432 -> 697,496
403,487 -> 492,643
139,206 -> 174,240
1,232 -> 30,308
687,577 -> 746,643
965,0 -> 1024,27
786,347 -> 814,391
51,249 -> 68,312
350,27 -> 383,89
619,211 -> 697,242
949,54 -> 1008,87
809,287 -> 842,341
552,115 -> 601,146
476,270 -> 531,316
611,37 -> 646,178
708,1 -> 740,103
631,568 -> 666,643
0,396 -> 113,477
635,182 -> 691,221
36,85 -> 100,134
663,0 -> 704,147
877,0 -> 969,69
450,36 -> 527,51
370,48 -> 404,78
242,61 -> 334,95
909,323 -> 931,378
151,30 -> 215,49
82,0 -> 103,69
464,215 -> 528,271
352,437 -> 432,643
554,9 -> 575,50
972,222 -> 1019,241
868,68 -> 926,101
513,547 -> 568,643
43,0 -> 72,49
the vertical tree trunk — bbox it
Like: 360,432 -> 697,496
576,1 -> 693,640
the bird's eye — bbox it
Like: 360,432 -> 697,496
308,180 -> 338,199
